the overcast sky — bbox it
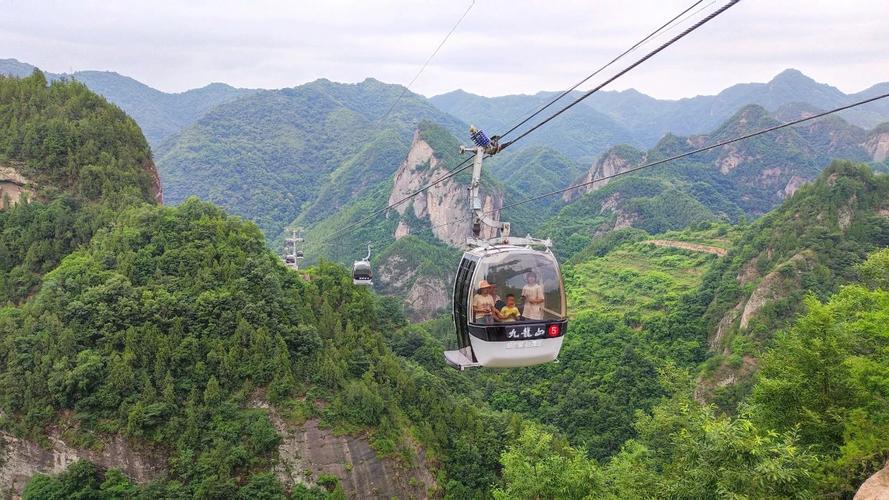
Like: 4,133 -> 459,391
1,0 -> 887,99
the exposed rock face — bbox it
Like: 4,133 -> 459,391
717,146 -> 745,175
739,270 -> 784,330
404,276 -> 450,321
0,429 -> 167,496
783,176 -> 806,198
865,129 -> 889,162
563,148 -> 636,202
388,132 -> 502,246
739,252 -> 810,330
2,401 -> 438,499
839,194 -> 858,231
144,159 -> 164,204
711,302 -> 744,353
0,165 -> 31,208
856,461 -> 889,500
375,252 -> 449,321
254,399 -> 436,499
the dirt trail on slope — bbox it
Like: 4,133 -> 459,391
647,239 -> 728,256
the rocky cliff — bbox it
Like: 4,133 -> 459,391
856,461 -> 889,500
0,402 -> 436,499
0,425 -> 166,497
375,126 -> 499,320
0,164 -> 30,209
562,105 -> 882,217
253,398 -> 436,499
561,145 -> 643,203
388,130 -> 503,247
865,123 -> 889,163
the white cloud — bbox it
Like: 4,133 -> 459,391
1,0 -> 887,98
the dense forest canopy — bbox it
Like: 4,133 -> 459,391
0,71 -> 161,304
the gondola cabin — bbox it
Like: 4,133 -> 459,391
352,260 -> 373,286
446,244 -> 567,369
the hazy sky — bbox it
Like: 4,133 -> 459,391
1,0 -> 887,99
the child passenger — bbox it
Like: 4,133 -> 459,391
499,294 -> 521,322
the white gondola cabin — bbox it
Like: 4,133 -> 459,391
446,245 -> 566,368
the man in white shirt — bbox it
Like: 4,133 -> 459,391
521,272 -> 545,320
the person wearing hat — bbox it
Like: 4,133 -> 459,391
472,280 -> 502,324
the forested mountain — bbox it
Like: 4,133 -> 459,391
0,71 -> 517,498
427,89 -> 641,164
156,78 -> 466,240
697,161 -> 889,403
4,62 -> 889,498
538,104 -> 886,260
300,121 -> 502,320
0,71 -> 161,304
0,58 -> 253,146
432,69 -> 889,146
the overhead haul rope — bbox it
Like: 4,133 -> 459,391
497,0 -> 742,152
499,0 -> 710,139
408,92 -> 889,236
376,0 -> 476,123
319,0 -> 736,244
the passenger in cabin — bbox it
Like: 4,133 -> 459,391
472,280 -> 501,324
521,272 -> 545,320
499,294 -> 521,322
491,284 -> 505,311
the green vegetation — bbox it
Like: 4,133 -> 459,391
1,199 -> 514,497
495,249 -> 889,499
0,70 -> 157,205
0,58 -> 252,146
541,175 -> 732,261
564,227 -> 729,321
0,71 -> 160,304
156,79 -> 465,240
6,65 -> 889,498
703,161 -> 889,355
748,282 -> 889,497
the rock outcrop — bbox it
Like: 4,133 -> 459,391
2,400 -> 438,499
388,131 -> 502,247
375,250 -> 449,322
253,399 -> 436,499
864,125 -> 889,163
856,461 -> 889,500
0,164 -> 31,209
0,429 -> 167,496
562,147 -> 640,202
144,159 -> 164,204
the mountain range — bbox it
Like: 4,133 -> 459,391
4,56 -> 889,319
0,58 -> 253,145
4,58 -> 889,498
433,68 -> 889,147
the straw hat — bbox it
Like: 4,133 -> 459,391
478,280 -> 495,289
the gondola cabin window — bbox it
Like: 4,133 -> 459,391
468,251 -> 565,325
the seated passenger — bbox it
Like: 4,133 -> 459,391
499,294 -> 521,322
521,272 -> 545,320
472,280 -> 501,324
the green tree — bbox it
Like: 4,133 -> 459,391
494,425 -> 602,500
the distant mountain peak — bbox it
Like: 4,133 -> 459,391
770,68 -> 813,84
